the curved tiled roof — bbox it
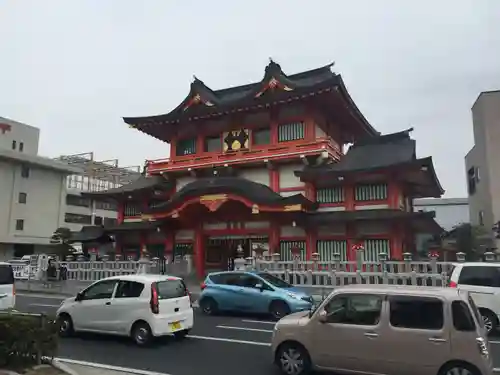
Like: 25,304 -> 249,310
82,175 -> 173,198
123,61 -> 379,141
144,176 -> 317,214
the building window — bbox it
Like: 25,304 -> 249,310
204,136 -> 221,152
15,219 -> 24,231
317,240 -> 347,261
21,165 -> 30,178
19,142 -> 24,152
94,216 -> 103,226
316,187 -> 345,203
467,167 -> 477,195
103,217 -> 117,227
64,213 -> 92,224
252,128 -> 271,145
124,203 -> 142,217
12,140 -> 16,150
363,239 -> 390,261
355,183 -> 388,201
278,122 -> 305,142
479,211 -> 484,226
176,138 -> 197,156
18,192 -> 27,204
65,194 -> 90,207
95,200 -> 117,211
279,240 -> 306,261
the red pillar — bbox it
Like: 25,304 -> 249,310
164,231 -> 174,257
140,232 -> 147,259
194,226 -> 205,279
306,229 -> 316,260
269,223 -> 280,255
117,202 -> 124,223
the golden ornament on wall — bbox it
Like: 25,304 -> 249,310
223,129 -> 249,152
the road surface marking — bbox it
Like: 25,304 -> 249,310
216,325 -> 273,333
16,293 -> 66,299
30,303 -> 61,308
56,358 -> 172,375
187,334 -> 271,346
241,319 -> 276,325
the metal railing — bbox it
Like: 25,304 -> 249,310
11,254 -> 194,283
242,251 -> 496,295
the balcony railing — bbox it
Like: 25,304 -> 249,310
146,138 -> 341,174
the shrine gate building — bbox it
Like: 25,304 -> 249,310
83,61 -> 444,278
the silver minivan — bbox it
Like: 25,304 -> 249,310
272,285 -> 493,375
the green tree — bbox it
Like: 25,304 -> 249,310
442,223 -> 493,261
50,227 -> 75,258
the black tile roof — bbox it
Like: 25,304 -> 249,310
308,209 -> 443,233
296,128 -> 444,197
144,176 -> 317,214
123,61 -> 379,141
69,226 -> 110,243
300,129 -> 416,175
82,175 -> 173,198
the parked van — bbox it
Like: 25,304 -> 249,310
0,262 -> 15,311
272,285 -> 492,375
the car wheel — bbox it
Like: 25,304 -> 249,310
270,300 -> 291,321
174,329 -> 189,340
480,310 -> 497,335
275,343 -> 311,375
132,321 -> 153,347
438,362 -> 480,375
58,314 -> 74,337
200,297 -> 218,315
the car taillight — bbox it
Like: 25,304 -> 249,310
476,337 -> 489,358
200,282 -> 206,291
186,288 -> 193,307
150,282 -> 159,314
449,281 -> 458,288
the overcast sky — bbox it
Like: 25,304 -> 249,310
1,0 -> 499,197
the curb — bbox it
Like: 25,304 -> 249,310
56,358 -> 172,375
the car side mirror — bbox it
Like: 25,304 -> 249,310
255,283 -> 264,291
75,292 -> 83,302
318,309 -> 328,323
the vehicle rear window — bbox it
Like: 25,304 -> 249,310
0,265 -> 14,285
452,301 -> 476,331
458,266 -> 500,287
156,280 -> 188,299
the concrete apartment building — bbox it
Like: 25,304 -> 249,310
465,90 -> 500,249
0,116 -> 81,259
58,153 -> 141,233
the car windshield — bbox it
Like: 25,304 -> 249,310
257,273 -> 291,288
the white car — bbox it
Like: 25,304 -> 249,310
56,274 -> 194,346
449,262 -> 500,334
0,262 -> 15,310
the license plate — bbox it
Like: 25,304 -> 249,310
169,321 -> 181,331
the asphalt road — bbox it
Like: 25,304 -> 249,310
15,293 -> 500,375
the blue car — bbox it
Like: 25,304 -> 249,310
198,271 -> 314,320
